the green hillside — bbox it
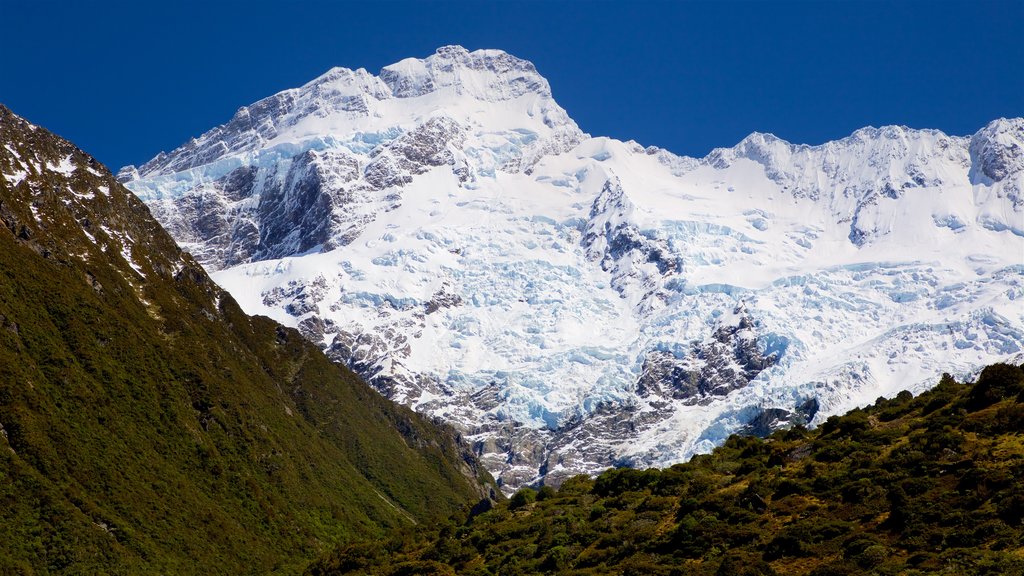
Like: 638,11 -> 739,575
0,105 -> 494,575
309,364 -> 1024,576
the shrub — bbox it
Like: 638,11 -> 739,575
536,485 -> 556,501
853,544 -> 889,569
509,488 -> 536,510
557,475 -> 594,495
762,534 -> 806,560
966,364 -> 1024,410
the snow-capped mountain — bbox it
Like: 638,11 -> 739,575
121,46 -> 1024,490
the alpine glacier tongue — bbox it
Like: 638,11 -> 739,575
121,46 -> 1024,490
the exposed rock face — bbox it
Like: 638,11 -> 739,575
121,47 -> 1024,491
971,118 -> 1024,183
969,117 -> 1024,210
740,398 -> 819,438
637,311 -> 777,403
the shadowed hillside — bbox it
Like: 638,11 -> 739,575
0,104 -> 495,575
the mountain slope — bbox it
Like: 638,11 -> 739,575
308,364 -> 1024,576
0,104 -> 493,574
121,46 -> 1024,490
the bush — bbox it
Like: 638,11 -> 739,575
853,544 -> 889,569
762,534 -> 807,560
558,475 -> 594,495
536,485 -> 556,501
967,364 -> 1024,410
968,403 -> 1024,434
996,487 -> 1024,527
592,468 -> 660,497
540,545 -> 571,571
509,487 -> 536,510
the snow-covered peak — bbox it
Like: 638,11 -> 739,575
303,65 -> 388,93
702,124 -> 972,220
129,46 -> 581,181
381,45 -> 551,100
713,124 -> 967,176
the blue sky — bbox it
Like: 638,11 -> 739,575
1,0 -> 1021,171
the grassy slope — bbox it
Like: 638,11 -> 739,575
309,365 -> 1024,576
0,105 -> 492,575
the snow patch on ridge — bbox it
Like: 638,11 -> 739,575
46,154 -> 77,177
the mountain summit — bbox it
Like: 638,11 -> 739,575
121,47 -> 1024,490
121,46 -> 583,272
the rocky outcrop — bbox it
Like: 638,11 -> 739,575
637,311 -> 777,403
970,117 -> 1023,209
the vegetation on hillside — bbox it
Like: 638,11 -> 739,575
0,105 -> 494,575
309,364 -> 1024,576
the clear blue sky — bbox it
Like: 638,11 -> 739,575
2,0 -> 1021,171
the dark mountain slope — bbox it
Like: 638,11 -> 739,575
0,104 -> 494,574
309,364 -> 1024,576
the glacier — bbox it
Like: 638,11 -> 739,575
121,46 -> 1024,490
